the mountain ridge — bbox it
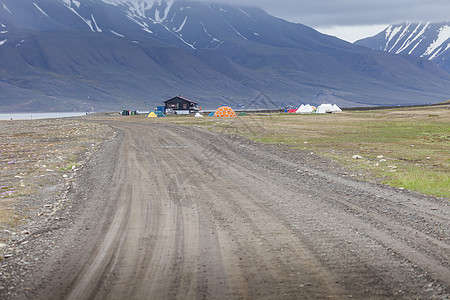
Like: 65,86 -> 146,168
1,0 -> 450,112
355,22 -> 450,73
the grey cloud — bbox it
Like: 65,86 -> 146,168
193,0 -> 450,26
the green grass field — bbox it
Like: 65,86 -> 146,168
158,105 -> 449,198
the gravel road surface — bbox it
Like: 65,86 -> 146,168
2,120 -> 449,299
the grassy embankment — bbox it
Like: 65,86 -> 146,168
156,105 -> 449,198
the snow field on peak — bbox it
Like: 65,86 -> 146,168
382,22 -> 449,60
124,1 -> 155,18
59,0 -> 73,7
58,0 -> 103,33
396,22 -> 425,54
424,25 -> 450,59
100,0 -> 164,9
107,0 -> 200,49
385,25 -> 403,51
154,0 -> 173,23
48,0 -> 258,50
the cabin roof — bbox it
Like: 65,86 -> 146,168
164,96 -> 198,105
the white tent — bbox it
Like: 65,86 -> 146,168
195,112 -> 203,118
316,103 -> 334,114
296,104 -> 314,114
332,104 -> 342,112
295,104 -> 304,113
316,103 -> 342,114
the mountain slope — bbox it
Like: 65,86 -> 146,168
1,0 -> 450,112
355,22 -> 450,73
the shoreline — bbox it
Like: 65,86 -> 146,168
0,112 -> 92,121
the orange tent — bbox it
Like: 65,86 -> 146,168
213,106 -> 237,117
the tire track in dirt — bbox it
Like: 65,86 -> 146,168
30,121 -> 449,299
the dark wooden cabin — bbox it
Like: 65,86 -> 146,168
164,96 -> 200,114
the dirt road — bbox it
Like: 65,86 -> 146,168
14,120 -> 450,299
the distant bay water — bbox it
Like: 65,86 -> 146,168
0,112 -> 90,120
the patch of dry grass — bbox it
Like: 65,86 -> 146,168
0,118 -> 110,234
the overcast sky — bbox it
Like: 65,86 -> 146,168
198,0 -> 450,42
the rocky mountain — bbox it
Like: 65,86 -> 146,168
1,0 -> 450,112
355,22 -> 450,73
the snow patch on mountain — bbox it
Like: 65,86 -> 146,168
161,20 -> 195,49
101,0 -> 158,7
363,22 -> 449,59
33,2 -> 49,17
174,16 -> 187,32
356,21 -> 450,73
127,16 -> 153,33
393,22 -> 414,53
59,0 -> 103,32
0,22 -> 6,42
424,25 -> 450,59
154,0 -> 173,23
235,7 -> 255,22
385,25 -> 402,50
142,28 -> 153,34
111,0 -> 175,38
2,2 -> 11,13
15,39 -> 25,47
121,0 -> 156,18
110,30 -> 125,37
398,22 -> 428,54
59,0 -> 72,6
408,36 -> 425,55
91,14 -> 102,32
221,17 -> 248,41
200,21 -> 221,45
100,0 -> 204,48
